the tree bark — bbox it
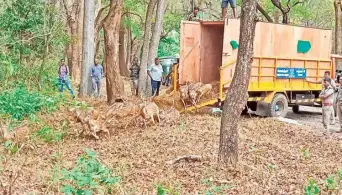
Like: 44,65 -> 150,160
126,26 -> 132,68
79,0 -> 95,97
119,26 -> 129,76
103,0 -> 124,104
145,0 -> 168,94
334,0 -> 342,69
63,0 -> 82,85
148,0 -> 168,65
94,4 -> 110,57
218,0 -> 257,165
138,0 -> 158,96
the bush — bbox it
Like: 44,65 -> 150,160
0,87 -> 59,120
33,126 -> 65,143
61,149 -> 120,195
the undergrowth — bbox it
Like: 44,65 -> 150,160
60,149 -> 121,195
0,87 -> 62,120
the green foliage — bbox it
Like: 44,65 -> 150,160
3,140 -> 19,155
201,178 -> 232,195
155,184 -> 181,195
0,0 -> 68,91
33,126 -> 65,143
301,148 -> 310,158
0,87 -> 60,120
304,179 -> 320,195
325,175 -> 338,190
61,149 -> 120,195
158,33 -> 180,57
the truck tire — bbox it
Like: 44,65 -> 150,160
292,105 -> 300,113
269,93 -> 288,117
242,105 -> 248,115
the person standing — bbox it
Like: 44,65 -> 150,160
306,71 -> 337,124
147,57 -> 163,96
130,57 -> 140,96
319,79 -> 335,135
222,0 -> 236,19
188,7 -> 201,21
58,59 -> 75,98
336,79 -> 342,132
90,58 -> 104,97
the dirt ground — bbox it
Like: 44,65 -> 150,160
287,105 -> 342,135
2,100 -> 342,194
2,80 -> 342,194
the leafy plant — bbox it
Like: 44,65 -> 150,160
304,179 -> 320,195
33,126 -> 65,143
301,148 -> 310,158
0,88 -> 59,120
155,184 -> 181,195
3,140 -> 19,155
201,178 -> 232,195
60,149 -> 120,195
325,175 -> 338,190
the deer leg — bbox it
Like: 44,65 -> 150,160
157,114 -> 161,123
151,115 -> 156,125
92,131 -> 99,139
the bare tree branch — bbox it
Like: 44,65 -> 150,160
256,3 -> 273,22
122,11 -> 144,23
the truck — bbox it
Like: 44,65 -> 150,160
172,19 -> 341,117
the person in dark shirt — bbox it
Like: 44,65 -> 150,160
188,7 -> 201,21
58,59 -> 75,98
130,57 -> 140,95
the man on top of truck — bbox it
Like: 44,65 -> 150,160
222,0 -> 236,19
188,7 -> 201,21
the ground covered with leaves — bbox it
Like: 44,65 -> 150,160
1,97 -> 342,194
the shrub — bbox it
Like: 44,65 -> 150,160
61,149 -> 120,195
0,87 -> 59,120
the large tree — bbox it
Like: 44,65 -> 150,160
270,0 -> 306,24
103,0 -> 125,104
79,0 -> 95,97
62,0 -> 83,85
335,0 -> 342,69
138,0 -> 158,96
218,0 -> 257,165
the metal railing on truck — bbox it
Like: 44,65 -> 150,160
173,56 -> 333,112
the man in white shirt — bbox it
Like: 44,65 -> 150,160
147,57 -> 163,96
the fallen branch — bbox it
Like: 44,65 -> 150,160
166,155 -> 202,165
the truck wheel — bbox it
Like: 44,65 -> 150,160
269,94 -> 288,117
292,105 -> 300,113
241,106 -> 248,115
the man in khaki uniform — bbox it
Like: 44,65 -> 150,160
306,70 -> 336,124
336,79 -> 342,132
319,79 -> 335,134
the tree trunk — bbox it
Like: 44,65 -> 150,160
145,0 -> 168,94
218,0 -> 257,165
119,26 -> 129,76
63,0 -> 82,86
335,0 -> 342,69
126,27 -> 132,68
138,0 -> 158,96
79,0 -> 95,97
282,12 -> 288,24
103,0 -> 124,104
76,0 -> 84,86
